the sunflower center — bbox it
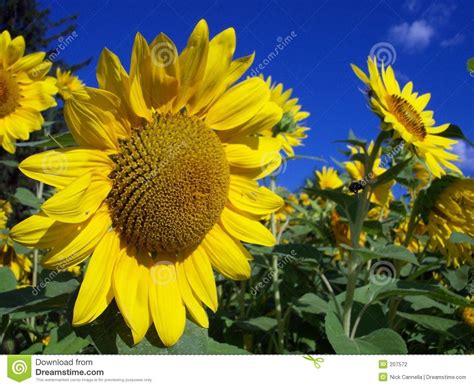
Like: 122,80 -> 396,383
0,70 -> 20,117
387,95 -> 426,140
107,112 -> 230,254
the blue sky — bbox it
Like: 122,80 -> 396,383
41,0 -> 473,191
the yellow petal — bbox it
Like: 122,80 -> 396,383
205,77 -> 270,130
175,19 -> 209,110
113,247 -> 151,344
149,261 -> 186,346
229,175 -> 283,215
188,28 -> 236,114
149,33 -> 179,109
41,173 -> 111,223
10,213 -> 77,249
220,206 -> 276,246
201,223 -> 251,280
64,98 -> 119,151
179,246 -> 218,312
5,35 -> 25,67
175,261 -> 209,328
225,136 -> 281,169
19,147 -> 114,189
129,76 -> 153,121
73,231 -> 121,325
224,53 -> 255,87
42,208 -> 112,269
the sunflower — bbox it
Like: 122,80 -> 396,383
351,57 -> 461,178
426,177 -> 473,267
11,20 -> 284,346
0,200 -> 32,284
0,30 -> 57,153
260,75 -> 310,157
315,166 -> 343,189
56,68 -> 86,100
344,141 -> 393,207
394,217 -> 426,254
299,193 -> 311,206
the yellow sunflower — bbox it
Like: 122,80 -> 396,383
426,177 -> 473,267
260,75 -> 310,157
0,30 -> 57,153
351,57 -> 461,178
0,200 -> 32,284
56,68 -> 86,100
344,141 -> 393,207
11,20 -> 284,346
315,166 -> 343,189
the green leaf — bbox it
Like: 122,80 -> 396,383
21,342 -> 44,354
237,317 -> 277,332
449,232 -> 474,246
0,267 -> 17,293
372,281 -> 472,307
372,158 -> 412,187
207,338 -> 249,354
0,160 -> 18,168
438,124 -> 473,147
305,188 -> 356,212
325,311 -> 407,354
273,244 -> 321,260
14,188 -> 41,209
294,293 -> 328,315
16,132 -> 77,148
81,302 -> 208,354
44,324 -> 91,354
442,265 -> 470,291
397,312 -> 471,340
344,244 -> 419,266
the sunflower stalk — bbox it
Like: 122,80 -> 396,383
270,175 -> 285,353
342,131 -> 385,337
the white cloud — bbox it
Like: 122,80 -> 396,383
389,20 -> 435,51
440,32 -> 464,47
422,2 -> 456,25
453,141 -> 474,174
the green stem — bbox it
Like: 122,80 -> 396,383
270,176 -> 284,353
342,131 -> 385,336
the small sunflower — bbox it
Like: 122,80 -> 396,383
351,57 -> 461,178
56,68 -> 86,100
12,20 -> 284,346
330,209 -> 366,260
299,193 -> 311,206
260,75 -> 310,157
0,30 -> 57,153
344,141 -> 393,207
426,177 -> 473,267
0,200 -> 32,284
316,166 -> 343,189
394,217 -> 426,254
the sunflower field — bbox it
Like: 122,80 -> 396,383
0,3 -> 473,357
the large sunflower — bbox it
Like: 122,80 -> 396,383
11,20 -> 284,346
351,57 -> 461,178
0,30 -> 57,153
426,177 -> 473,267
260,75 -> 310,157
